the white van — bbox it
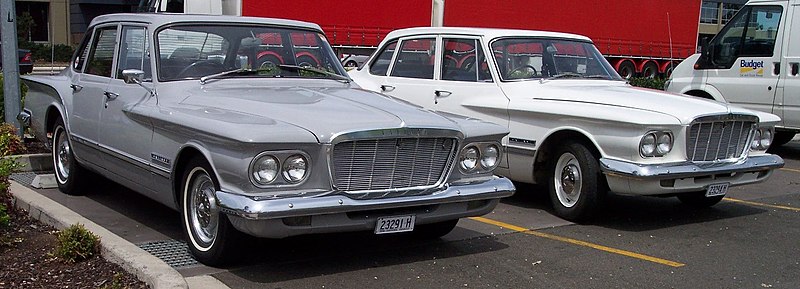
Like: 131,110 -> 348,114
667,0 -> 799,146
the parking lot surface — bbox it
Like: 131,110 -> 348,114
13,140 -> 800,288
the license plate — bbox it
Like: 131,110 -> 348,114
375,215 -> 415,234
705,183 -> 729,197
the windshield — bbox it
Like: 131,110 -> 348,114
490,38 -> 622,81
156,24 -> 347,82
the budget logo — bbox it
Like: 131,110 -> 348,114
739,60 -> 764,77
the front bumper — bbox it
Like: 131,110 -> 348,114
215,176 -> 515,238
600,154 -> 784,195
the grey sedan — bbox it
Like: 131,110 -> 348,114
20,13 -> 514,265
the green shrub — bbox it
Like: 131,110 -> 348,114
55,224 -> 101,263
0,123 -> 21,220
628,77 -> 667,90
0,73 -> 29,118
20,42 -> 75,63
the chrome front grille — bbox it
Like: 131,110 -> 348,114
686,115 -> 756,162
331,137 -> 456,193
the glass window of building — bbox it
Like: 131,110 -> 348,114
701,1 -> 720,24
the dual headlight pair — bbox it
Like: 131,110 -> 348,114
459,143 -> 501,173
751,127 -> 773,151
640,131 -> 673,157
250,152 -> 309,186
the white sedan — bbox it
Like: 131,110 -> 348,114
349,27 -> 785,221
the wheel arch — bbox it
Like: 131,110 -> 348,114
171,144 -> 219,209
532,128 -> 602,185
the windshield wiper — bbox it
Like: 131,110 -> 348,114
278,64 -> 351,83
200,67 -> 249,84
542,72 -> 612,82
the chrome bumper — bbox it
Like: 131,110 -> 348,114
599,154 -> 784,179
216,176 -> 515,220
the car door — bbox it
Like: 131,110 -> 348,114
100,24 -> 157,191
706,4 -> 787,113
69,24 -> 119,166
382,36 -> 509,124
777,4 -> 800,130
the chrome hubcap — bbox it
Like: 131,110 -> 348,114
554,152 -> 582,208
189,171 -> 219,245
55,130 -> 71,182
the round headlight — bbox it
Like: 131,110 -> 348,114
760,129 -> 772,149
481,145 -> 500,169
656,133 -> 672,155
460,146 -> 479,172
751,129 -> 762,150
251,155 -> 279,185
640,133 -> 656,157
283,155 -> 308,183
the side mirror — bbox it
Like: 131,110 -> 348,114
122,69 -> 156,97
122,69 -> 145,84
694,38 -> 712,70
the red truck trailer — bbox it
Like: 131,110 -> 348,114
141,0 -> 700,77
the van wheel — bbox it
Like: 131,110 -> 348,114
548,141 -> 603,221
677,191 -> 724,208
181,157 -> 240,266
52,118 -> 87,195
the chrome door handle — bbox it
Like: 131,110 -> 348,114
435,90 -> 452,97
381,85 -> 395,92
70,84 -> 83,92
103,91 -> 119,100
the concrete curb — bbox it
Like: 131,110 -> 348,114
11,153 -> 53,172
10,181 -> 189,289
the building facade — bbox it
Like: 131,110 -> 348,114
14,0 -> 69,45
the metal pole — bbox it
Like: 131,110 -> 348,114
1,0 -> 22,136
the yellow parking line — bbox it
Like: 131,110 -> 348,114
780,168 -> 800,174
725,198 -> 800,212
469,217 -> 685,268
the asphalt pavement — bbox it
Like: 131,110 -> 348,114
10,139 -> 800,288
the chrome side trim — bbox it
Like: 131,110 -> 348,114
599,154 -> 784,180
216,176 -> 515,220
505,144 -> 536,156
71,134 -> 171,177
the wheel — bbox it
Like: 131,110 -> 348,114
772,131 -> 796,147
677,191 -> 724,208
547,141 -> 603,221
617,61 -> 636,79
344,60 -> 358,68
641,62 -> 659,78
52,118 -> 87,195
181,157 -> 240,266
413,219 -> 458,239
296,55 -> 318,68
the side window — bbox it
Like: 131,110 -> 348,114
116,26 -> 151,81
441,38 -> 492,82
72,31 -> 92,72
711,5 -> 783,67
85,26 -> 118,77
741,6 -> 782,57
390,38 -> 435,79
369,40 -> 397,76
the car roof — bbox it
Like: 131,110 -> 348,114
384,27 -> 592,42
89,13 -> 322,32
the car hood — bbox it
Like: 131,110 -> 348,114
504,80 -> 757,124
176,81 -> 462,143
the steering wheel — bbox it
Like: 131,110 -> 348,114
508,65 -> 538,79
176,60 -> 226,79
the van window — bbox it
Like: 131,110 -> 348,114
710,5 -> 783,68
787,5 -> 800,57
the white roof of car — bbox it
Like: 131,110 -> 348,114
385,27 -> 592,42
90,13 -> 322,31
